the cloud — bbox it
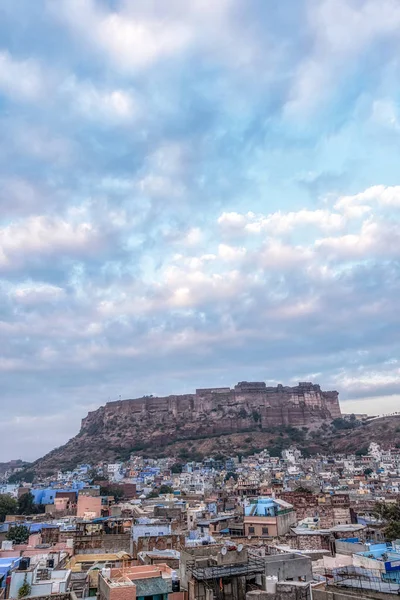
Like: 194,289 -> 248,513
53,0 -> 192,71
0,214 -> 106,273
1,1 -> 400,461
0,51 -> 45,101
60,77 -> 139,122
284,0 -> 400,118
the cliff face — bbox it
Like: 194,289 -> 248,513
82,381 -> 340,432
34,381 -> 341,473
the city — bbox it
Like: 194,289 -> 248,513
1,433 -> 400,600
1,1 -> 400,600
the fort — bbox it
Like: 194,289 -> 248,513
81,381 -> 341,435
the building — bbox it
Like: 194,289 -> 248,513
8,560 -> 71,599
180,544 -> 266,600
244,498 -> 296,537
98,563 -> 185,600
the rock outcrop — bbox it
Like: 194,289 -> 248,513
33,381 -> 340,473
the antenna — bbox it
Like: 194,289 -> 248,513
237,544 -> 243,552
221,546 -> 227,555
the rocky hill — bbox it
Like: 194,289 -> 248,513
28,405 -> 400,478
31,380 -> 341,474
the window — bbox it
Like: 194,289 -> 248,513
262,527 -> 269,535
248,526 -> 255,534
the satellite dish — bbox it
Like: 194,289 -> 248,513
237,544 -> 243,552
221,546 -> 227,555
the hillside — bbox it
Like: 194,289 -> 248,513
29,415 -> 400,478
31,380 -> 340,474
27,383 -> 400,478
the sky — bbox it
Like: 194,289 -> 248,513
1,0 -> 400,462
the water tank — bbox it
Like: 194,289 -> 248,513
264,576 -> 277,594
19,558 -> 30,571
47,559 -> 55,569
1,541 -> 13,551
172,580 -> 180,592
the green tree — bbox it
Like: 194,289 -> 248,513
355,446 -> 369,456
146,491 -> 159,499
6,524 -> 30,544
18,574 -> 31,599
8,471 -> 34,484
158,485 -> 174,494
364,468 -> 373,478
18,492 -> 36,515
171,463 -> 183,474
100,485 -> 124,501
332,418 -> 353,430
0,494 -> 18,522
374,502 -> 400,541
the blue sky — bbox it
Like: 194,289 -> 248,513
1,0 -> 400,461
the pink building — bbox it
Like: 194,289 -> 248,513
77,495 -> 102,519
98,564 -> 186,600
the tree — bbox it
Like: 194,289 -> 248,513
171,463 -> 183,474
225,472 -> 238,482
355,446 -> 369,456
158,485 -> 174,495
100,485 -> 124,501
374,502 -> 400,541
18,574 -> 31,599
6,524 -> 30,544
332,418 -> 353,430
146,491 -> 159,499
364,468 -> 373,478
18,492 -> 36,515
8,471 -> 34,484
0,494 -> 17,522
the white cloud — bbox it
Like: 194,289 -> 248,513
218,244 -> 246,261
257,241 -> 313,270
54,0 -> 192,71
219,209 -> 344,235
0,51 -> 45,101
335,185 -> 400,214
184,227 -> 203,246
61,77 -> 138,122
0,215 -> 101,271
315,219 -> 400,260
11,284 -> 65,305
284,0 -> 400,116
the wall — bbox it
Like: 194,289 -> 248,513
98,574 -> 136,600
335,541 -> 368,556
71,533 -> 131,554
291,534 -> 331,551
132,525 -> 171,542
244,517 -> 278,537
263,554 -> 313,581
76,496 -> 101,518
81,382 -> 341,439
133,535 -> 185,560
313,585 -> 397,600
